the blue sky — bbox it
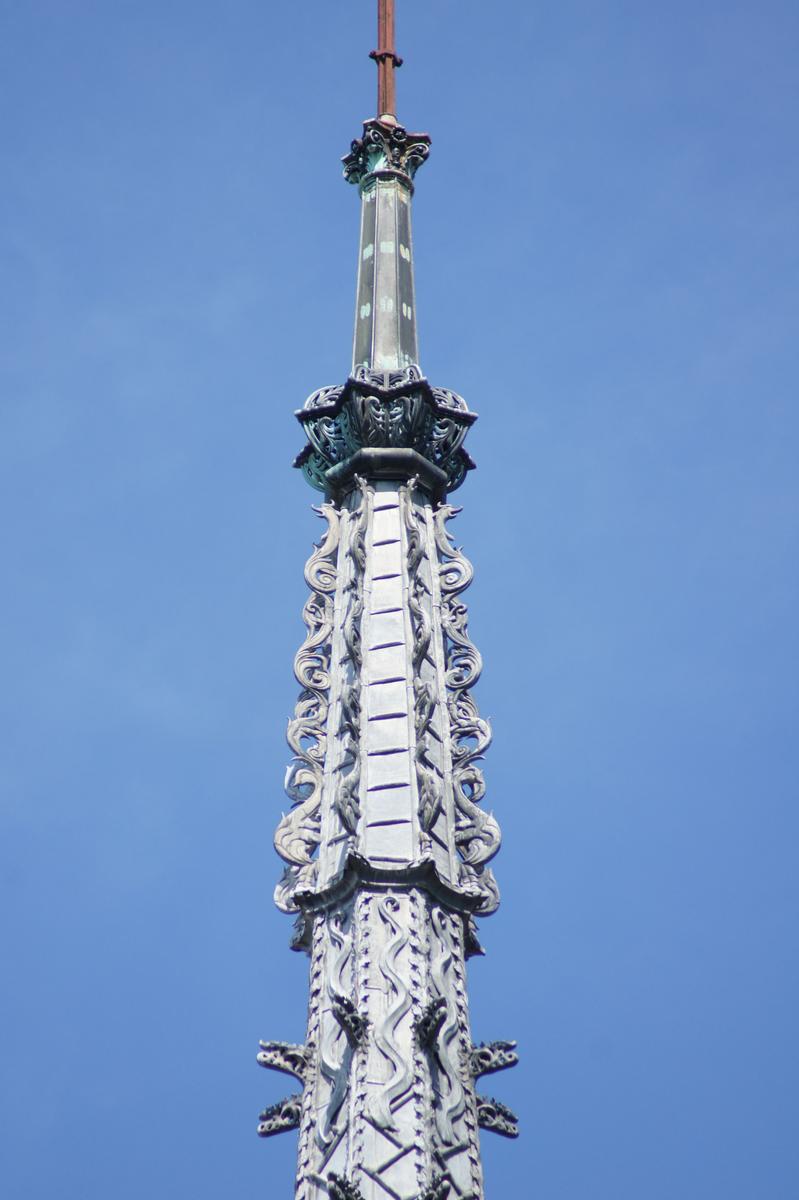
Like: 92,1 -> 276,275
1,1 -> 798,1197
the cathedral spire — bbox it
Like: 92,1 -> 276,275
259,7 -> 518,1197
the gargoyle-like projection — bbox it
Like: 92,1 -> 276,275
475,1095 -> 520,1139
256,1040 -> 310,1084
256,1093 -> 302,1138
469,1039 -> 519,1079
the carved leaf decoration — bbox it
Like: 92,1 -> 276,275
420,1177 -> 451,1200
328,1174 -> 365,1200
273,504 -> 340,905
296,367 -> 475,494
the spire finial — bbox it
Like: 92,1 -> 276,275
370,0 -> 403,121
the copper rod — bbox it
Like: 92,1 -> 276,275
372,0 -> 401,119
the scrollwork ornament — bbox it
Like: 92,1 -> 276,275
433,506 -> 474,593
335,483 -> 370,834
274,863 -> 316,915
342,118 -> 431,186
460,862 -> 501,916
402,484 -> 444,839
273,504 -> 340,909
435,506 -> 502,906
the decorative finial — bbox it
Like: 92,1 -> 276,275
370,0 -> 402,121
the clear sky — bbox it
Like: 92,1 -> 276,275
2,2 -> 798,1197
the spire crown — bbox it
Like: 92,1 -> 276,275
292,0 -> 479,500
343,119 -> 430,191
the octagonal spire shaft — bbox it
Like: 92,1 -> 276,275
351,164 -> 419,372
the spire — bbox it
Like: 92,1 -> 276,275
294,14 -> 474,503
343,1 -> 430,372
260,9 -> 517,1197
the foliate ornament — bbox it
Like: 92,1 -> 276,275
328,1175 -> 365,1200
294,367 -> 476,497
257,1094 -> 302,1138
290,910 -> 313,954
335,483 -> 370,834
274,862 -> 316,917
342,118 -> 431,187
463,915 -> 485,959
435,505 -> 502,913
463,863 -> 501,915
331,994 -> 369,1048
402,484 -> 444,837
475,1095 -> 520,1139
420,1177 -> 451,1200
469,1040 -> 519,1079
414,996 -> 447,1051
414,677 -> 442,836
273,504 -> 340,913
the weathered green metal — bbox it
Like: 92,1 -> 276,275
344,120 -> 430,372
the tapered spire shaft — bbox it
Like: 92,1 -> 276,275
344,122 -> 428,372
344,4 -> 429,372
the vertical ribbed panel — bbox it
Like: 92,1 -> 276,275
353,179 -> 419,371
294,891 -> 485,1200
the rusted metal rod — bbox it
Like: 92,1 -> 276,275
370,0 -> 402,119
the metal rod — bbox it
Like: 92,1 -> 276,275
371,0 -> 402,119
